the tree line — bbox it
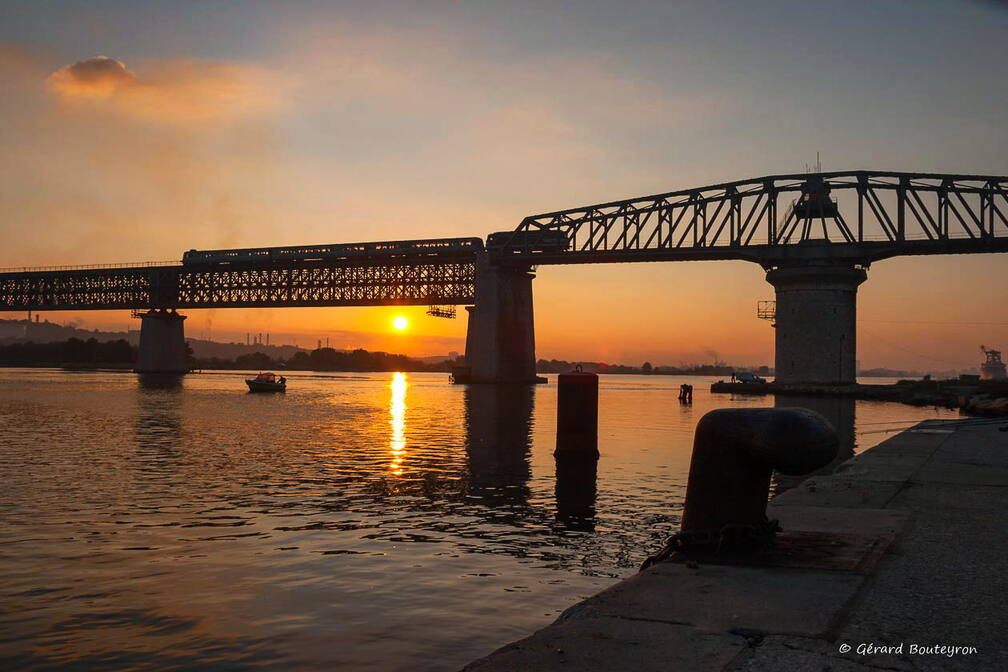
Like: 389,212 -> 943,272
193,347 -> 441,372
0,338 -> 137,365
0,338 -> 759,375
0,338 -> 441,372
536,358 -> 743,375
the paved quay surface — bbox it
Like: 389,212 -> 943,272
462,418 -> 1008,671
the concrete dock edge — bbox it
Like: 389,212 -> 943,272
461,419 -> 1008,671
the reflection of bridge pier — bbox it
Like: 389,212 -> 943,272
463,253 -> 538,384
463,385 -> 534,505
134,382 -> 184,469
767,264 -> 866,384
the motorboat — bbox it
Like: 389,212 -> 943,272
246,372 -> 287,392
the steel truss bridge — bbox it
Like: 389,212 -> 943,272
1,170 -> 1007,312
495,171 -> 1008,267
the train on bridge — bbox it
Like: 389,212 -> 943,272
485,230 -> 569,254
181,237 -> 484,266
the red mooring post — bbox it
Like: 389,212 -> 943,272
555,366 -> 600,458
554,367 -> 600,525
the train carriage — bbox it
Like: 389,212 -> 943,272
182,237 -> 484,266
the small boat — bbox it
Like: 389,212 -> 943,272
246,372 -> 287,392
448,364 -> 472,384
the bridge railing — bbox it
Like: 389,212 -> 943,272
0,260 -> 181,274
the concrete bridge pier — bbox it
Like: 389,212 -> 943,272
766,264 -> 867,384
463,254 -> 539,384
134,309 -> 189,374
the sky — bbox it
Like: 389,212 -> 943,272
1,0 -> 1007,370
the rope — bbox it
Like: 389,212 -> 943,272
640,517 -> 781,571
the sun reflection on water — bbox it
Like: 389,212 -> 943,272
389,372 -> 407,475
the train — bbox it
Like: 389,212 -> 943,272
181,237 -> 485,266
485,229 -> 570,254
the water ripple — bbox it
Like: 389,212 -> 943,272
0,369 -> 959,670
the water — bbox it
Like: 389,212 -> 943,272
0,369 -> 960,671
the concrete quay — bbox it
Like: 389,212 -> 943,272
463,418 -> 1008,671
710,379 -> 1008,414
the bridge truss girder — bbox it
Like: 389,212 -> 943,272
496,171 -> 1008,267
0,260 -> 475,311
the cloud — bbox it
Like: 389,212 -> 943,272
47,55 -> 136,98
46,55 -> 289,125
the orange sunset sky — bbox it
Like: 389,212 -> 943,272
1,1 -> 1006,371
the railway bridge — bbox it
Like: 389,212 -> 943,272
2,170 -> 1006,383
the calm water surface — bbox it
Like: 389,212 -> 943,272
0,369 -> 960,670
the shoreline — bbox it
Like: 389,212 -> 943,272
463,417 -> 1008,670
711,379 -> 1008,416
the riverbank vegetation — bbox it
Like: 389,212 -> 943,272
0,338 -> 770,376
0,338 -> 137,366
194,347 -> 441,372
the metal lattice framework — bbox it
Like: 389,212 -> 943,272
0,260 -> 475,311
497,171 -> 1008,267
178,261 -> 474,308
0,267 -> 177,311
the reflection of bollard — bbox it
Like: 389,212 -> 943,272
644,408 -> 836,566
554,366 -> 599,458
555,456 -> 598,531
555,366 -> 600,529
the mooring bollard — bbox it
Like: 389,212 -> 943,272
678,383 -> 693,403
554,365 -> 599,458
555,366 -> 600,530
642,408 -> 837,567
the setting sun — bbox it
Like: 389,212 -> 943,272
392,316 -> 409,331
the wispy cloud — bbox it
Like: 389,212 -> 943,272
46,55 -> 290,125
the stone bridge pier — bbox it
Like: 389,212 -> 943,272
766,264 -> 867,385
134,309 -> 189,374
463,253 -> 539,384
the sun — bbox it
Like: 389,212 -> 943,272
392,315 -> 409,331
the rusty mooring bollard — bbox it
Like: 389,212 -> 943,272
554,366 -> 599,458
682,407 -> 837,533
643,408 -> 837,567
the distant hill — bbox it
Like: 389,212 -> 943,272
0,317 -> 302,361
